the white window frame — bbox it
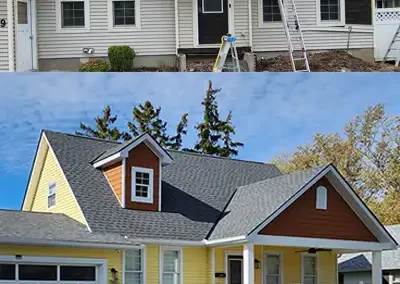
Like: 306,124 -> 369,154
131,166 -> 153,204
316,186 -> 327,210
202,0 -> 224,14
316,0 -> 345,26
258,0 -> 283,27
263,252 -> 283,284
159,247 -> 183,284
301,253 -> 319,284
56,0 -> 90,33
123,248 -> 146,284
48,182 -> 56,209
107,0 -> 141,31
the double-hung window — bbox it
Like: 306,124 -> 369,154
125,249 -> 144,284
161,248 -> 181,284
48,182 -> 56,208
302,254 -> 318,284
57,0 -> 89,31
132,167 -> 153,203
264,253 -> 282,284
261,0 -> 282,23
317,0 -> 345,25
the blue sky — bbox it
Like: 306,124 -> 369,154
0,73 -> 399,210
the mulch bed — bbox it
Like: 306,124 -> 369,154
186,61 -> 214,72
256,50 -> 399,72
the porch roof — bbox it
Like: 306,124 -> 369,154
207,165 -> 327,240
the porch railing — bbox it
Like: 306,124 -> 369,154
375,8 -> 400,23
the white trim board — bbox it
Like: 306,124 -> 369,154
7,0 -> 14,71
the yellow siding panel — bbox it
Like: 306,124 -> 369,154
0,245 -> 123,284
30,148 -> 86,225
146,245 -> 159,284
183,247 -> 209,284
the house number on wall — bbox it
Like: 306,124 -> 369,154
0,19 -> 6,28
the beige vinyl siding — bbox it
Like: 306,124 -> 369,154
0,0 -> 9,71
233,0 -> 250,46
37,0 -> 176,59
252,0 -> 373,52
30,147 -> 87,225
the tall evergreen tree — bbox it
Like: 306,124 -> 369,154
169,113 -> 189,150
194,81 -> 244,157
127,101 -> 171,147
76,105 -> 128,141
219,111 -> 244,157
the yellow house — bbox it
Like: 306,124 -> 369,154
0,130 -> 397,284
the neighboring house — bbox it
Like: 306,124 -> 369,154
339,225 -> 400,284
0,0 -> 399,71
0,129 -> 398,284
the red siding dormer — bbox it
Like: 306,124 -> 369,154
95,133 -> 172,212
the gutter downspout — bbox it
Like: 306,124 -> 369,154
248,0 -> 253,49
7,0 -> 15,71
174,0 -> 179,55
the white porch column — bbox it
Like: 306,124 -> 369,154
243,243 -> 255,284
372,251 -> 382,284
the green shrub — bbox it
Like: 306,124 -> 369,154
108,46 -> 135,72
79,60 -> 110,72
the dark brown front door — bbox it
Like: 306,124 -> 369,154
228,256 -> 243,284
198,0 -> 229,44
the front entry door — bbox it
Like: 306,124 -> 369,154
228,256 -> 243,284
16,0 -> 33,72
198,0 -> 229,44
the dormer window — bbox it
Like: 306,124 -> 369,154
316,186 -> 327,210
132,167 -> 153,203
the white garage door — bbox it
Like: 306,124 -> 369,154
0,262 -> 100,284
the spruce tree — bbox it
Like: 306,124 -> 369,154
219,111 -> 244,157
76,105 -> 128,141
127,101 -> 171,147
194,81 -> 244,157
169,113 -> 189,150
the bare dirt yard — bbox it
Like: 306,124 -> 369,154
184,50 -> 399,72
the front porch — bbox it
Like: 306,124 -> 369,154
374,0 -> 400,61
210,242 -> 384,284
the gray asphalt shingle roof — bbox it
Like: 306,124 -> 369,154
339,225 -> 400,272
44,130 -> 283,241
208,165 -> 328,240
0,210 -> 137,245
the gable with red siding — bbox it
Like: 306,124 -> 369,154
258,177 -> 378,242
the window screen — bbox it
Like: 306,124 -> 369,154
113,1 -> 135,26
303,256 -> 317,284
263,0 -> 282,22
162,250 -> 180,284
62,1 -> 85,27
264,254 -> 281,284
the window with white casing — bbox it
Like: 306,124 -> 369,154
264,253 -> 282,284
57,0 -> 90,31
124,249 -> 144,284
316,186 -> 327,210
161,248 -> 181,284
302,254 -> 318,284
48,182 -> 56,208
131,167 -> 153,203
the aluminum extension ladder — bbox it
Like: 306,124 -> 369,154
381,24 -> 400,67
212,34 -> 241,72
278,0 -> 310,72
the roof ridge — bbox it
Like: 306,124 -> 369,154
44,129 -> 121,144
167,149 -> 274,166
236,164 -> 329,190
